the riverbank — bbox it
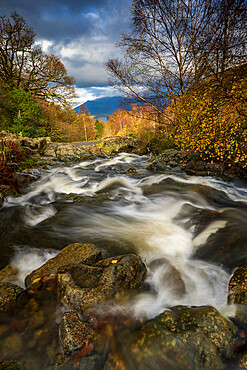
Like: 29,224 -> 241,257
0,134 -> 246,202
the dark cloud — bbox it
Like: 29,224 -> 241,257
0,0 -> 132,89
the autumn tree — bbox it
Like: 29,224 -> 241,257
0,12 -> 76,104
107,0 -> 247,112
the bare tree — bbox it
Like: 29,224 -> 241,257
0,12 -> 76,104
107,0 -> 247,113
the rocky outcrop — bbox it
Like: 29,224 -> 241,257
58,254 -> 147,313
19,137 -> 50,152
25,243 -> 102,287
105,305 -> 244,369
147,150 -> 226,177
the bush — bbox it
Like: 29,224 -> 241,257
0,139 -> 28,193
173,87 -> 247,169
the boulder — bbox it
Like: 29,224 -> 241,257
0,283 -> 24,314
228,264 -> 247,304
57,254 -> 146,313
105,305 -> 243,369
25,243 -> 102,287
59,311 -> 96,355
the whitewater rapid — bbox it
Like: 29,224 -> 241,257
2,152 -> 247,318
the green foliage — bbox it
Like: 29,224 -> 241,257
141,132 -> 177,154
94,119 -> 104,138
9,89 -> 42,125
0,88 -> 49,137
10,124 -> 47,138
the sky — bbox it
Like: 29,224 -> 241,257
0,0 -> 132,104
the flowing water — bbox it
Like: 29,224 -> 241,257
1,153 -> 247,367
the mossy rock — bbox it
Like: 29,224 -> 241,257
0,360 -> 22,369
57,254 -> 146,313
59,310 -> 97,355
25,243 -> 102,287
0,283 -> 24,314
106,305 -> 242,369
228,264 -> 247,304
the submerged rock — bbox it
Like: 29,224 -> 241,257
106,305 -> 243,369
58,254 -> 146,313
0,360 -> 22,369
228,264 -> 247,304
0,283 -> 24,314
25,243 -> 102,287
59,311 -> 96,355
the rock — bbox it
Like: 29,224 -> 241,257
228,264 -> 247,304
3,332 -> 23,357
0,283 -> 24,314
105,305 -> 243,369
0,264 -> 18,283
58,254 -> 146,313
28,309 -> 45,330
0,360 -> 21,369
25,243 -> 102,287
235,346 -> 247,369
19,137 -> 50,152
59,311 -> 96,355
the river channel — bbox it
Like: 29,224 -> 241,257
0,152 -> 247,368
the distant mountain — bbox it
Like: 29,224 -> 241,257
74,96 -> 133,118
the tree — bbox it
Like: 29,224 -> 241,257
107,0 -> 247,113
0,12 -> 76,104
94,119 -> 104,138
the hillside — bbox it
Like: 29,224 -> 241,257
74,96 -> 133,118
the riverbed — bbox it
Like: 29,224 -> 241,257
0,152 -> 247,367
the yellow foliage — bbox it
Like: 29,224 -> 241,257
173,81 -> 247,168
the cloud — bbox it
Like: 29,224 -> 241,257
74,86 -> 122,106
0,0 -> 132,89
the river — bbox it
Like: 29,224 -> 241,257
0,152 -> 247,367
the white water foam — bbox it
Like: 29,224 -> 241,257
10,246 -> 58,287
2,153 -> 244,318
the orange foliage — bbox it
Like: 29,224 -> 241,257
40,102 -> 96,142
106,104 -> 161,140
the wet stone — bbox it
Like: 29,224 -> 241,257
0,283 -> 24,314
25,243 -> 102,287
2,332 -> 23,358
228,264 -> 247,304
57,254 -> 146,313
106,305 -> 242,369
59,311 -> 96,355
0,265 -> 18,284
0,360 -> 21,369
